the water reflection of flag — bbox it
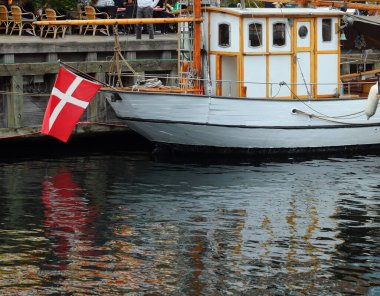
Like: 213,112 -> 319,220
41,67 -> 101,142
41,170 -> 96,258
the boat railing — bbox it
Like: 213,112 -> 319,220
112,72 -> 376,97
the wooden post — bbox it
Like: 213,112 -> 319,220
2,54 -> 14,64
7,75 -> 23,128
88,72 -> 107,122
46,53 -> 58,63
86,52 -> 98,61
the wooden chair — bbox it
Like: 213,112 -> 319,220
0,5 -> 12,34
83,5 -> 109,36
41,8 -> 67,38
10,5 -> 35,36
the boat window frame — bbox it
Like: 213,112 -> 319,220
298,25 -> 308,39
218,22 -> 231,48
248,22 -> 263,48
322,18 -> 332,42
272,22 -> 286,47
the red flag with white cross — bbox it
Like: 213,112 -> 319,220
41,67 -> 101,142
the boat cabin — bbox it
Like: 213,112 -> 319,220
204,8 -> 343,99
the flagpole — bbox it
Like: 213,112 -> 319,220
58,60 -> 117,90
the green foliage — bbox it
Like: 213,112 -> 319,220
222,0 -> 264,7
33,0 -> 78,11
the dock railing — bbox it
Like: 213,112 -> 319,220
113,72 -> 376,99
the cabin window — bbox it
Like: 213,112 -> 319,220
248,23 -> 262,47
298,25 -> 308,39
322,19 -> 332,42
218,23 -> 230,47
273,23 -> 286,47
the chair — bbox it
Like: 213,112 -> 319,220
83,5 -> 109,36
10,5 -> 35,36
96,6 -> 117,19
0,5 -> 12,34
41,8 -> 67,38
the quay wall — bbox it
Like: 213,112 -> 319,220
1,33 -> 378,146
0,35 -> 178,141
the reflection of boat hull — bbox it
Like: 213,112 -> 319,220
105,91 -> 380,153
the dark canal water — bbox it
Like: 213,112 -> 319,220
0,151 -> 379,295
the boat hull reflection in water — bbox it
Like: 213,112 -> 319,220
0,154 -> 379,294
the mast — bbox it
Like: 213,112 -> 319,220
193,0 -> 201,80
256,0 -> 380,11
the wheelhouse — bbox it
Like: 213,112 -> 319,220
204,8 -> 343,99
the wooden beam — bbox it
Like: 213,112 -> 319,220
0,60 -> 177,76
311,0 -> 380,11
8,75 -> 23,128
341,68 -> 380,80
255,0 -> 380,9
35,17 -> 203,26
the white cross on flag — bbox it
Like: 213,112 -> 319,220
41,67 -> 101,142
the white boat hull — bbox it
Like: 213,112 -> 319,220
105,91 -> 380,153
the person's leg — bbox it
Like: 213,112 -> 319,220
136,7 -> 143,39
145,6 -> 154,39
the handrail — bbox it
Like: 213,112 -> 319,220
341,69 -> 380,80
34,17 -> 203,26
105,72 -> 377,97
112,72 -> 377,86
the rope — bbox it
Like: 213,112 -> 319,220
292,109 -> 365,125
0,90 -> 50,97
0,122 -> 129,139
296,57 -> 311,99
0,131 -> 41,139
282,82 -> 367,120
132,77 -> 163,89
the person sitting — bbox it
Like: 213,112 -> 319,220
165,0 -> 179,12
153,0 -> 173,34
114,0 -> 127,17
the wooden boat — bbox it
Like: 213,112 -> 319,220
37,2 -> 380,155
103,4 -> 380,154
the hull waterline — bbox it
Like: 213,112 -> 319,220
105,91 -> 380,155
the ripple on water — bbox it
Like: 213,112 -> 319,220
0,154 -> 379,294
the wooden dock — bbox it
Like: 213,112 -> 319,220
0,33 -> 178,143
1,32 -> 380,148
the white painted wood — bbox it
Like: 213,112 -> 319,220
104,7 -> 352,152
296,21 -> 311,48
296,52 -> 311,96
209,54 -> 217,96
317,54 -> 338,96
215,8 -> 343,17
106,91 -> 380,149
244,56 -> 266,98
243,18 -> 266,53
269,55 -> 291,97
316,17 -> 339,51
209,13 -> 239,52
126,121 -> 380,149
203,12 -> 209,51
268,18 -> 291,53
221,56 -> 238,97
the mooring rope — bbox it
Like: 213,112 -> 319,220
291,108 -> 365,125
0,121 -> 129,139
282,82 -> 367,120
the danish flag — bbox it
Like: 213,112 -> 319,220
41,67 -> 101,142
